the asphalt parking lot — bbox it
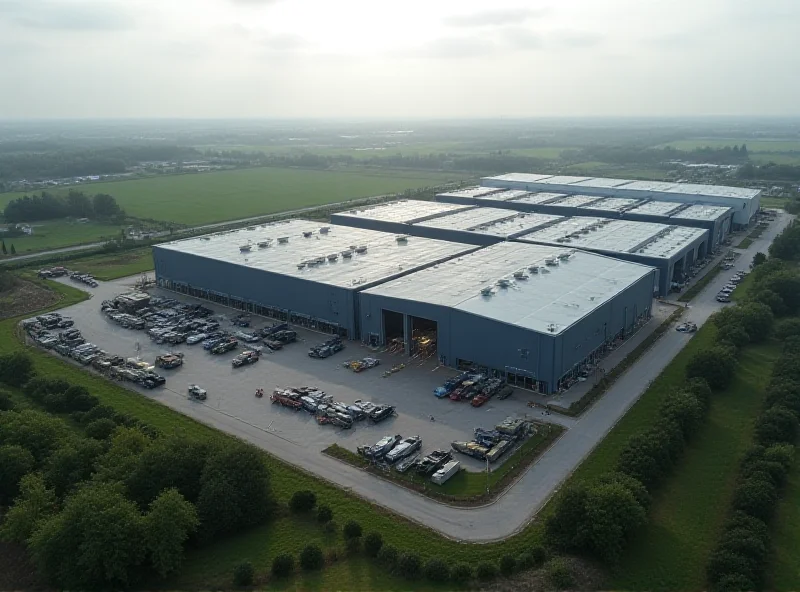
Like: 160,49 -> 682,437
45,276 -> 558,473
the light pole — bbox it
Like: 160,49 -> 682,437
485,457 -> 490,495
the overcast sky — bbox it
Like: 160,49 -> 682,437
1,0 -> 798,118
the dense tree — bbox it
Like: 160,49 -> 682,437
93,426 -> 152,483
686,347 -> 737,390
659,390 -> 705,438
343,520 -> 363,540
0,444 -> 36,505
144,488 -> 199,578
85,418 -> 118,440
0,388 -> 14,411
752,252 -> 767,267
736,303 -> 774,343
43,439 -> 104,498
0,351 -> 34,387
716,323 -> 750,348
299,544 -> 324,571
754,405 -> 799,446
3,190 -> 125,223
92,193 -> 124,218
0,473 -> 57,542
752,289 -> 787,316
776,318 -> 800,341
29,482 -> 146,590
196,444 -> 273,541
732,477 -> 778,522
271,553 -> 295,578
0,409 -> 70,462
363,531 -> 383,557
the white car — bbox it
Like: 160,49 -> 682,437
188,384 -> 207,400
186,333 -> 207,345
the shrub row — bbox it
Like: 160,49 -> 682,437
706,341 -> 800,591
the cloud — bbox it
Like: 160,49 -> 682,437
444,7 -> 549,28
502,27 -> 543,51
261,32 -> 309,51
0,0 -> 134,31
406,36 -> 498,59
553,31 -> 604,49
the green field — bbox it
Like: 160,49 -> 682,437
0,219 -> 123,255
610,342 -> 779,591
67,248 -> 154,281
659,139 -> 800,152
1,167 -> 469,226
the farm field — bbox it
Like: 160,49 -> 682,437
0,219 -> 123,255
609,342 -> 779,591
657,139 -> 800,166
0,167 -> 470,226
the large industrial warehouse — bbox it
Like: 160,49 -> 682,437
153,218 -> 658,392
479,173 -> 760,227
152,219 -> 478,338
436,186 -> 734,249
359,242 -> 657,393
332,200 -> 708,294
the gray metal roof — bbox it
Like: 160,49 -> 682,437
468,212 -> 563,238
519,216 -> 708,259
550,194 -> 606,208
510,192 -> 569,205
156,219 -> 475,290
670,204 -> 733,222
580,197 -> 643,213
625,200 -> 686,216
482,173 -> 554,184
569,177 -> 633,189
415,207 -> 520,231
336,200 -> 472,224
362,242 -> 654,336
437,187 -> 504,199
477,189 -> 532,201
533,175 -> 592,185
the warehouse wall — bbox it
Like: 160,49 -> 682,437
153,247 -> 357,336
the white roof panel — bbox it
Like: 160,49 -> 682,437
482,173 -> 554,184
437,186 -> 504,199
570,178 -> 635,189
550,195 -> 606,208
157,219 -> 475,290
625,200 -> 686,217
534,175 -> 592,185
478,189 -> 532,201
335,200 -> 472,224
363,242 -> 654,336
519,217 -> 707,259
670,204 -> 733,222
510,192 -> 568,205
415,207 -> 519,231
469,212 -> 563,238
580,197 -> 643,212
617,180 -> 679,192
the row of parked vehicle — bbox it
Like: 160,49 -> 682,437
717,269 -> 748,303
434,371 -> 513,406
451,417 -> 531,464
308,335 -> 344,359
356,437 -> 461,484
23,312 -> 167,389
269,386 -> 396,429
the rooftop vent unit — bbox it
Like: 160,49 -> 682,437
306,258 -> 319,266
395,235 -> 409,243
546,323 -> 557,333
327,253 -> 339,261
341,250 -> 353,258
581,228 -> 590,234
497,278 -> 511,288
314,256 -> 326,264
355,245 -> 368,253
302,231 -> 313,238
239,245 -> 251,252
257,241 -> 270,248
297,262 -> 306,269
247,226 -> 256,231
528,265 -> 540,274
201,236 -> 210,241
480,287 -> 493,296
277,237 -> 289,244
513,270 -> 528,279
545,258 -> 558,266
557,252 -> 571,260
319,226 -> 330,234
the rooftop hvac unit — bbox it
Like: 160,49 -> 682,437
201,236 -> 210,241
556,237 -> 566,243
395,235 -> 409,243
528,265 -> 540,273
302,231 -> 313,238
277,237 -> 289,244
341,250 -> 353,258
257,241 -> 270,248
581,228 -> 589,234
545,258 -> 558,266
547,323 -> 557,333
314,256 -> 326,264
513,270 -> 528,279
480,287 -> 493,296
557,252 -> 571,260
297,262 -> 306,269
355,245 -> 368,253
306,258 -> 319,266
497,278 -> 511,288
239,245 -> 251,252
319,226 -> 330,234
247,226 -> 256,231
327,253 -> 339,261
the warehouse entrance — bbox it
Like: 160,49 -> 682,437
410,316 -> 437,361
382,310 -> 405,353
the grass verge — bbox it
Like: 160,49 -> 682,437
609,341 -> 780,591
549,307 -> 684,417
323,422 -> 564,505
66,248 -> 154,280
679,263 -> 724,302
736,237 -> 753,249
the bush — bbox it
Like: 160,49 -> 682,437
516,551 -> 534,570
299,544 -> 324,571
499,554 -> 516,576
271,553 -> 295,578
377,544 -> 398,570
732,477 -> 778,522
707,548 -> 759,589
233,561 -> 254,587
397,552 -> 422,580
424,557 -> 449,582
686,346 -> 737,390
546,558 -> 574,589
317,503 -> 333,523
476,561 -> 497,582
776,318 -> 800,340
0,389 -> 16,411
530,544 -> 547,566
714,573 -> 756,592
85,418 -> 117,440
754,405 -> 799,446
289,489 -> 317,513
363,531 -> 383,558
343,519 -> 362,540
450,562 -> 472,585
0,351 -> 34,387
345,536 -> 361,555
0,444 -> 36,505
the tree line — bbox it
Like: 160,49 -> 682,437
0,352 -> 274,590
738,162 -> 800,182
3,190 -> 125,223
562,144 -> 750,167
